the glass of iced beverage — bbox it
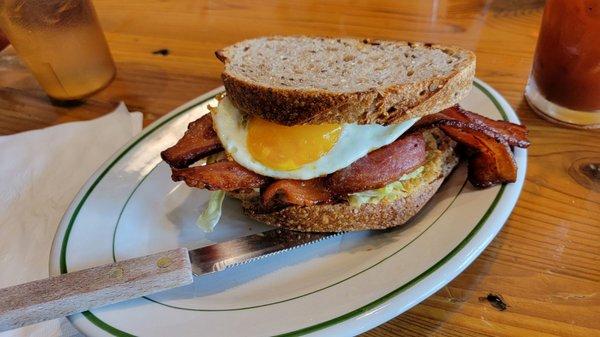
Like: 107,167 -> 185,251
525,0 -> 600,129
0,0 -> 116,101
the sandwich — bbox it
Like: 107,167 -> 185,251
161,36 -> 529,232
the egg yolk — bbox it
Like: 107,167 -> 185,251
247,117 -> 342,170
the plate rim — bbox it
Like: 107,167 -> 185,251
49,79 -> 526,337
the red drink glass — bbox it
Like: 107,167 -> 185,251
525,0 -> 600,128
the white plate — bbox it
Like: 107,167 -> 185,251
50,79 -> 526,337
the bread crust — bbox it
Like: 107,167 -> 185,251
217,36 -> 475,125
245,176 -> 446,232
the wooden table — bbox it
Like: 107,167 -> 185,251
1,0 -> 598,335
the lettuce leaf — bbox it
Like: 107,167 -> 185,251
196,190 -> 225,232
196,152 -> 226,232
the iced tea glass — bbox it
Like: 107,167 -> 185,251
0,0 -> 116,101
525,0 -> 600,129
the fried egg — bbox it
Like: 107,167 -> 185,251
211,96 -> 419,180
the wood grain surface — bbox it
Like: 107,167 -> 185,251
0,0 -> 598,336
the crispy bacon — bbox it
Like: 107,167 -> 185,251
327,132 -> 427,194
417,105 -> 530,148
261,178 -> 332,208
161,114 -> 223,168
163,106 -> 529,206
414,105 -> 527,187
439,125 -> 517,187
171,161 -> 270,191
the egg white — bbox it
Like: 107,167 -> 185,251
211,96 -> 419,180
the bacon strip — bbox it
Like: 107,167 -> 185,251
172,161 -> 269,191
440,125 -> 517,187
261,178 -> 332,208
164,107 -> 529,205
261,132 -> 428,208
417,105 -> 530,148
327,132 -> 427,195
161,114 -> 223,168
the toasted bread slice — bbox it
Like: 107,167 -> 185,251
216,36 -> 475,126
235,128 -> 459,232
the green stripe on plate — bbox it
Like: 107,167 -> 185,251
81,312 -> 135,337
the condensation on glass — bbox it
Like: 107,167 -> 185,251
0,0 -> 116,100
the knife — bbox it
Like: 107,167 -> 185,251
0,228 -> 339,332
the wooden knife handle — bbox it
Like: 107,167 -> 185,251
0,247 -> 193,332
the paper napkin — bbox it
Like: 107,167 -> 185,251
0,103 -> 143,337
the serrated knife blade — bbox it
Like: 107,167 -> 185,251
188,228 -> 341,275
0,228 -> 341,332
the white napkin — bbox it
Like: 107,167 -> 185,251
0,103 -> 143,337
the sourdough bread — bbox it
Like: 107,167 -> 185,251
216,36 -> 475,125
